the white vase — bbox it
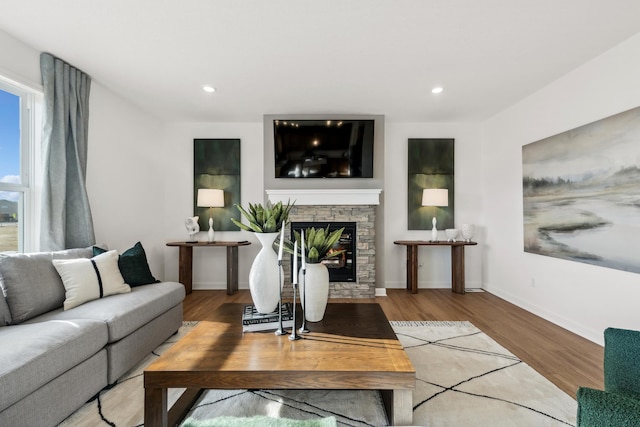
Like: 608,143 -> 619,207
445,228 -> 459,242
249,232 -> 283,314
299,262 -> 330,322
461,224 -> 475,242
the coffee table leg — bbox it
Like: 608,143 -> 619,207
381,389 -> 413,426
145,387 -> 168,427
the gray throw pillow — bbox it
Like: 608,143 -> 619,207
0,288 -> 11,326
0,247 -> 92,324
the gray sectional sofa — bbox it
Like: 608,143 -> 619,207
0,246 -> 185,426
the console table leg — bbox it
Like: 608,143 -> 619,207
178,246 -> 194,294
406,245 -> 418,294
226,246 -> 239,295
451,245 -> 466,294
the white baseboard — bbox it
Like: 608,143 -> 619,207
483,283 -> 603,346
375,288 -> 387,297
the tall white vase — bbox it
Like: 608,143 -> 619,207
299,262 -> 330,322
249,232 -> 283,314
461,223 -> 475,242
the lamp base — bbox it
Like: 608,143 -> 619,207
430,217 -> 438,242
208,217 -> 214,243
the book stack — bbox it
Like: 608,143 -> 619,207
242,302 -> 294,332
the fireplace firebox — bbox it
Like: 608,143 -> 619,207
290,221 -> 356,282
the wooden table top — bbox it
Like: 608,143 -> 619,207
166,240 -> 251,247
394,240 -> 477,246
144,303 -> 415,391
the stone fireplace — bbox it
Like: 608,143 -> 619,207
291,221 -> 357,283
267,189 -> 380,299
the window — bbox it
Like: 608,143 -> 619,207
0,77 -> 41,253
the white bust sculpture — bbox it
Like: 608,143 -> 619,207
185,216 -> 200,242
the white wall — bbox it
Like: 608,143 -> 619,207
0,29 -> 41,89
161,122 -> 264,289
0,29 -> 169,277
87,84 -> 166,276
383,123 -> 484,290
482,33 -> 640,345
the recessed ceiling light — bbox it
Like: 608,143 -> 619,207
202,85 -> 216,93
431,87 -> 443,94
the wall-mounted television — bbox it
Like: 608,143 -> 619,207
273,119 -> 374,178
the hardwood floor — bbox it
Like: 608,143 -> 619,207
183,288 -> 604,398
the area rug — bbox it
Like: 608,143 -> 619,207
58,321 -> 577,427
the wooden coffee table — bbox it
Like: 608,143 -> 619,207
144,303 -> 415,426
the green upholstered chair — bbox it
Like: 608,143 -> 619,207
577,327 -> 640,426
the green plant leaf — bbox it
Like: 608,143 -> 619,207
233,199 -> 294,233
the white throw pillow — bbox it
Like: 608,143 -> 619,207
52,250 -> 131,310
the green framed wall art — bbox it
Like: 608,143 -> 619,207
407,138 -> 455,230
193,138 -> 241,232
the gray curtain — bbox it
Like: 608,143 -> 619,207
40,52 -> 95,250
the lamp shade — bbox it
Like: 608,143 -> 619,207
422,189 -> 448,207
197,189 -> 224,208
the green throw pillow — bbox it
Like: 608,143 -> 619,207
93,242 -> 160,287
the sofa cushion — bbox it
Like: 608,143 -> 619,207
0,247 -> 92,323
94,241 -> 160,287
0,290 -> 10,326
28,281 -> 185,342
0,318 -> 108,412
52,250 -> 131,310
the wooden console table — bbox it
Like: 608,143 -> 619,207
166,241 -> 251,295
394,240 -> 477,294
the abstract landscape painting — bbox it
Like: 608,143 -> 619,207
522,106 -> 640,274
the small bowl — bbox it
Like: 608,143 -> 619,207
445,228 -> 459,242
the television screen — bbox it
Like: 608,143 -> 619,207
274,119 -> 374,178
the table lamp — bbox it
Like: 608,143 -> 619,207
197,189 -> 224,242
422,188 -> 448,242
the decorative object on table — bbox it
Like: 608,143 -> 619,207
298,230 -> 309,334
193,138 -> 241,233
289,239 -> 300,341
197,189 -> 224,243
184,216 -> 200,242
445,228 -> 459,242
284,226 -> 345,322
232,200 -> 294,314
461,223 -> 475,242
241,302 -> 293,332
422,188 -> 449,241
248,232 -> 283,314
275,224 -> 288,336
408,138 -> 455,231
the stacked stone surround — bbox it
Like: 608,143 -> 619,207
282,204 -> 376,299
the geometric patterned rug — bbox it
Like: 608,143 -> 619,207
391,321 -> 577,427
58,321 -> 577,426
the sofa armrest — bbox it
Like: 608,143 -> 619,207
577,387 -> 640,427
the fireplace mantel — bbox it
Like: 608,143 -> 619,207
266,189 -> 381,206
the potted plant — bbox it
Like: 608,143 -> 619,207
231,200 -> 294,314
284,226 -> 345,322
230,200 -> 294,233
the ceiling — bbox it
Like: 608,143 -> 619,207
1,0 -> 640,123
